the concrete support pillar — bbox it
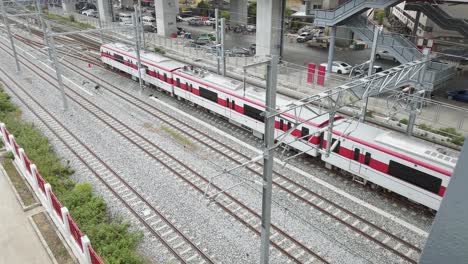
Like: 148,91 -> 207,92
62,0 -> 75,15
155,0 -> 177,37
97,0 -> 113,23
326,25 -> 337,73
230,0 -> 248,26
256,0 -> 285,57
412,10 -> 421,42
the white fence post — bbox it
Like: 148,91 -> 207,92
18,148 -> 30,180
30,164 -> 39,192
8,134 -> 15,154
81,235 -> 92,264
0,123 -> 7,145
44,183 -> 53,213
61,207 -> 71,236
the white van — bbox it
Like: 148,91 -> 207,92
119,12 -> 132,22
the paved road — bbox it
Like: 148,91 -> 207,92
0,165 -> 53,264
177,22 -> 400,69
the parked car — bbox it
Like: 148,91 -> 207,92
320,61 -> 352,74
296,32 -> 313,43
82,9 -> 98,17
306,37 -> 329,49
352,65 -> 383,77
376,50 -> 397,61
447,90 -> 468,102
226,47 -> 251,57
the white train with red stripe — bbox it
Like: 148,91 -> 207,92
100,43 -> 458,211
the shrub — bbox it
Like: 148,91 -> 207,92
374,9 -> 386,25
399,118 -> 408,125
0,86 -> 144,263
5,151 -> 14,160
154,47 -> 165,54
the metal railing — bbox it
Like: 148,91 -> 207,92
313,0 -> 399,25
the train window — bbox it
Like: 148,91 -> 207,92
114,54 -> 124,63
176,78 -> 180,88
189,84 -> 193,92
279,119 -> 284,130
185,82 -> 189,90
156,72 -> 159,78
319,132 -> 324,148
301,127 -> 309,140
331,138 -> 340,153
226,98 -> 230,107
388,161 -> 442,194
164,73 -> 167,82
231,100 -> 235,110
364,153 -> 371,165
199,87 -> 218,103
353,148 -> 360,161
244,104 -> 264,122
287,122 -> 292,130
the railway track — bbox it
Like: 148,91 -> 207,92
0,40 -> 328,263
0,68 -> 215,264
11,27 -> 423,263
49,37 -> 423,263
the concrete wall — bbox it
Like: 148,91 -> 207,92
230,0 -> 248,25
256,0 -> 284,57
155,0 -> 177,37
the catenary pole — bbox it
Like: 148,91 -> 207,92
47,23 -> 69,111
132,11 -> 143,94
361,24 -> 382,121
138,0 -> 145,48
215,8 -> 219,75
1,0 -> 21,72
259,55 -> 278,264
407,48 -> 429,136
220,17 -> 226,76
35,0 -> 52,61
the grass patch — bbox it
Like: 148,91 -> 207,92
45,13 -> 94,29
32,212 -> 75,264
161,125 -> 196,149
417,123 -> 465,146
154,47 -> 166,55
0,84 -> 145,263
3,158 -> 36,206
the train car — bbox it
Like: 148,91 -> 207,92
172,66 -> 342,157
99,43 -> 458,210
100,43 -> 184,94
322,122 -> 456,210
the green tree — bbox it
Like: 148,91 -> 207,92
221,10 -> 230,21
197,0 -> 209,16
248,1 -> 256,24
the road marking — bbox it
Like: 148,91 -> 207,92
149,97 -> 429,237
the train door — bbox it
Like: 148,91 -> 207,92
225,97 -> 231,119
349,145 -> 362,174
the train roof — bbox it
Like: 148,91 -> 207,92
175,67 -> 334,126
333,119 -> 459,171
102,43 -> 185,71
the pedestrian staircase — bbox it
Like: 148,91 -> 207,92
405,2 -> 468,38
313,0 -> 401,26
348,15 -> 422,63
348,15 -> 456,89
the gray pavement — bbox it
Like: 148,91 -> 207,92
177,22 -> 400,69
0,163 -> 53,264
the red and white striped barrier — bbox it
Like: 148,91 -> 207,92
0,123 -> 104,264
